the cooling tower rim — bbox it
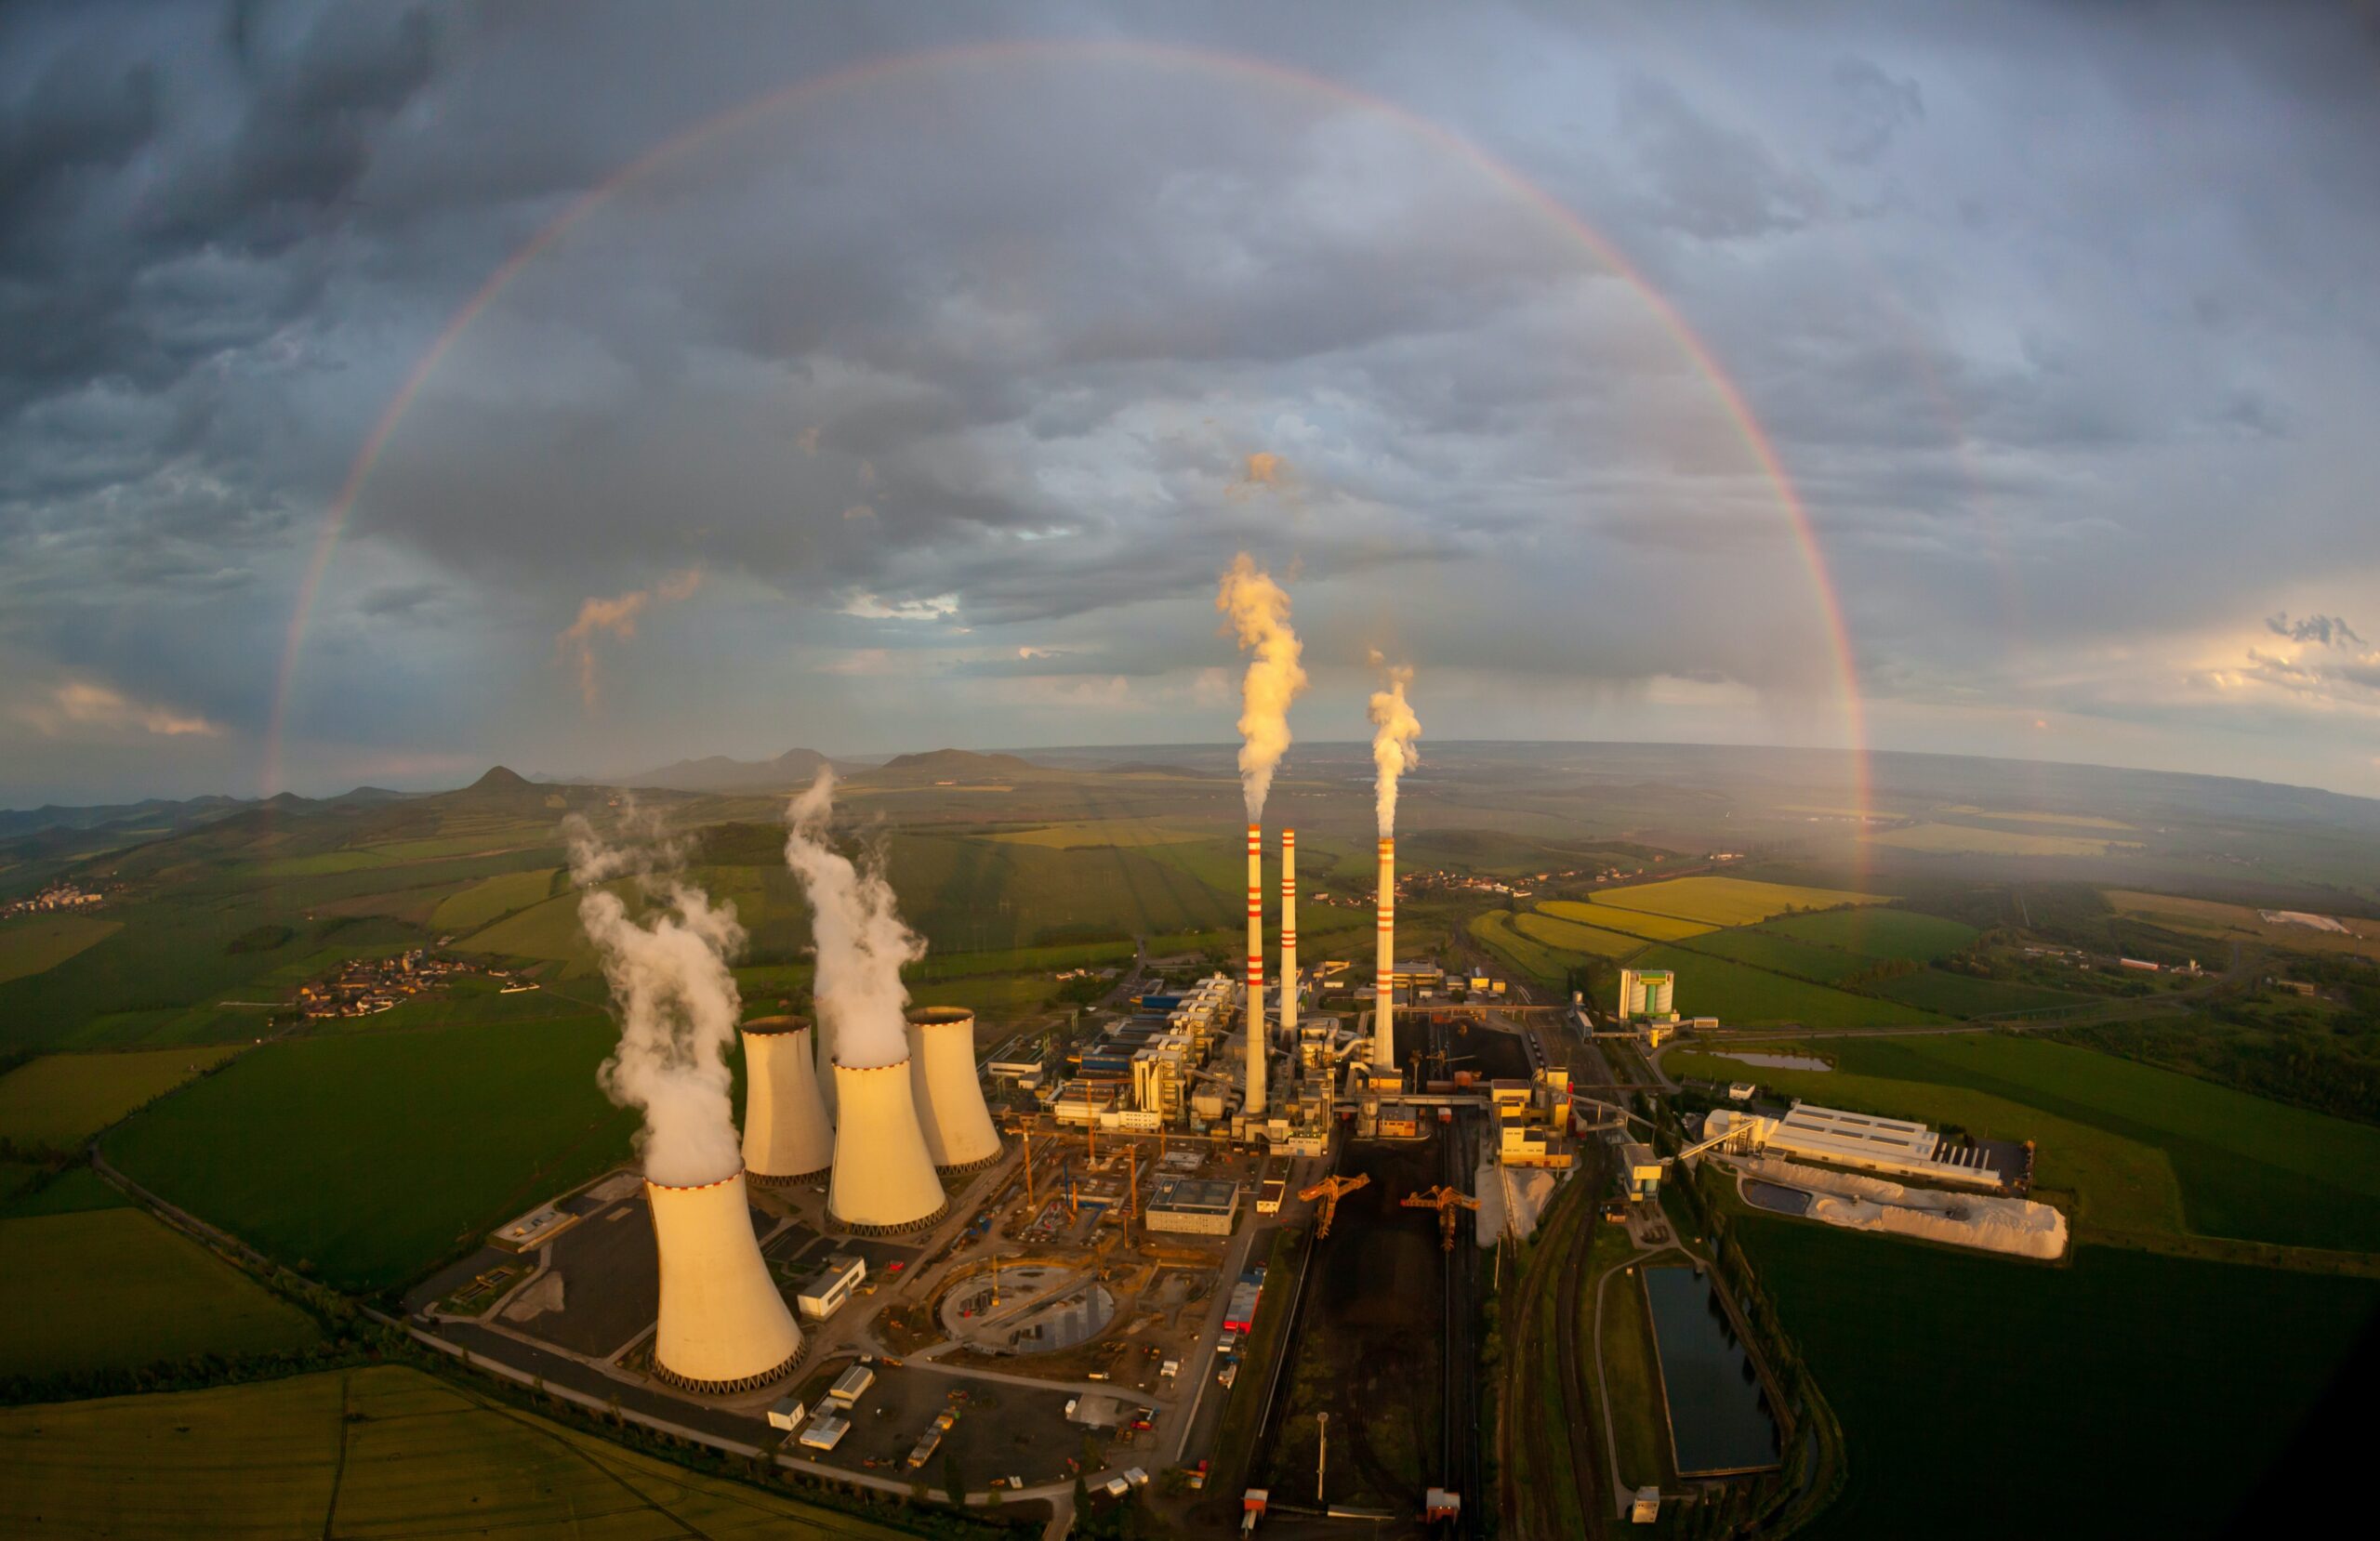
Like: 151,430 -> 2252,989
741,1014 -> 813,1036
834,1198 -> 951,1237
653,1341 -> 805,1396
643,1165 -> 747,1194
748,1163 -> 830,1186
935,1148 -> 1004,1176
906,1005 -> 974,1026
831,1056 -> 913,1074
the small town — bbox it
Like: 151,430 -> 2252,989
295,950 -> 520,1021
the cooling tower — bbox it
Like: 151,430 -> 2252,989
1373,836 -> 1396,1071
906,1007 -> 1003,1171
740,1016 -> 833,1184
1279,830 -> 1298,1044
1245,822 -> 1266,1116
827,1060 -> 949,1234
646,1167 -> 803,1394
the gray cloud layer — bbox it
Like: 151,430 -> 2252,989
2,1 -> 2376,802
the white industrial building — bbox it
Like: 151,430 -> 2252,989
1618,968 -> 1676,1021
796,1253 -> 867,1320
1700,1103 -> 2004,1189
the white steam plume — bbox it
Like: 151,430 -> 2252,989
1368,651 -> 1421,837
1215,552 -> 1308,821
783,769 -> 925,1071
566,809 -> 747,1187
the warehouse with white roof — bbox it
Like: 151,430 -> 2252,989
1700,1102 -> 2004,1189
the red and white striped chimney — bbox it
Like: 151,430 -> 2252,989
1373,836 -> 1396,1071
1246,823 -> 1266,1116
1279,830 -> 1298,1047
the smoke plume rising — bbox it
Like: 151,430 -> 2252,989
783,769 -> 925,1071
1368,651 -> 1421,837
557,567 -> 704,708
566,808 -> 747,1187
1216,552 -> 1308,820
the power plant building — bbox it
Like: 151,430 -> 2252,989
644,1168 -> 804,1393
740,1016 -> 834,1184
1700,1103 -> 2006,1189
1144,1178 -> 1243,1235
1619,968 -> 1677,1021
826,1060 -> 950,1233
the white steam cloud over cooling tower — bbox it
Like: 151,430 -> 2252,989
646,1168 -> 802,1393
827,1060 -> 949,1233
906,1007 -> 1003,1171
741,1017 -> 833,1183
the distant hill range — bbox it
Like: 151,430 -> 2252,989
866,748 -> 1045,781
587,747 -> 833,794
0,785 -> 405,845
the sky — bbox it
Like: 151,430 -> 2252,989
3,0 -> 2376,806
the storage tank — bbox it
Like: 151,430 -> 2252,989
646,1167 -> 803,1393
741,1016 -> 833,1184
905,1007 -> 1003,1171
826,1060 -> 949,1233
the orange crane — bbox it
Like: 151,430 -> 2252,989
1298,1172 -> 1371,1239
1400,1184 -> 1481,1252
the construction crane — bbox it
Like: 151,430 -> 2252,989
1400,1184 -> 1481,1252
1298,1172 -> 1372,1239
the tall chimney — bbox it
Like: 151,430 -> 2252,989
741,1016 -> 833,1184
826,1060 -> 949,1234
1373,836 -> 1396,1071
906,1007 -> 1003,1171
1245,822 -> 1266,1117
1279,830 -> 1298,1047
646,1167 -> 803,1393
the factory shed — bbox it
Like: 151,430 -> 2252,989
1702,1103 -> 2006,1190
1146,1178 -> 1241,1235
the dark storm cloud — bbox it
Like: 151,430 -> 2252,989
2,0 -> 2378,801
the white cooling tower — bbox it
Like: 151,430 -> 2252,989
646,1167 -> 803,1394
1245,822 -> 1266,1116
741,1016 -> 833,1184
906,1007 -> 1003,1171
1373,836 -> 1396,1071
1279,830 -> 1298,1043
827,1060 -> 949,1234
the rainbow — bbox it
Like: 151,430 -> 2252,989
266,37 -> 1868,823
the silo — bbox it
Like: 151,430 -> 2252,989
645,1167 -> 803,1393
827,1060 -> 949,1233
740,1016 -> 833,1184
905,1007 -> 1004,1171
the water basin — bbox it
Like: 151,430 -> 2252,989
1642,1266 -> 1781,1475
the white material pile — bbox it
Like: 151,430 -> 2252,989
1743,1155 -> 2068,1259
1473,1150 -> 1560,1245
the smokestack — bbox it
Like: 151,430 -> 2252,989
1373,836 -> 1396,1072
1245,822 -> 1266,1117
1279,830 -> 1298,1047
906,1007 -> 1003,1171
826,1060 -> 949,1234
740,1016 -> 833,1184
646,1167 -> 803,1393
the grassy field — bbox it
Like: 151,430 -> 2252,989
463,890 -> 602,971
1865,823 -> 2141,857
1742,1220 -> 2377,1539
1632,946 -> 1937,1028
2,1166 -> 132,1218
0,1045 -> 247,1147
430,868 -> 562,934
1537,900 -> 1715,942
1512,909 -> 1649,958
2106,889 -> 2378,959
0,1206 -> 320,1378
1939,806 -> 2135,830
1469,911 -> 1589,983
1871,969 -> 2084,1017
0,914 -> 123,984
1761,907 -> 1977,962
0,1364 -> 932,1538
1585,876 -> 1884,928
986,819 -> 1209,849
105,1016 -> 638,1290
1673,928 -> 1871,984
1672,1034 -> 2380,1252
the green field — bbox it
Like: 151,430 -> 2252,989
1672,928 -> 1871,984
1743,1220 -> 2376,1538
430,867 -> 562,934
1537,900 -> 1715,942
1871,969 -> 2084,1017
104,1017 -> 638,1290
464,890 -> 602,971
1761,907 -> 1977,962
1512,910 -> 1649,958
1865,823 -> 2140,857
2,1166 -> 132,1218
0,1364 -> 929,1538
1469,911 -> 1589,982
987,819 -> 1208,849
1586,876 -> 1885,928
0,1045 -> 246,1147
1632,946 -> 1936,1028
1670,1034 -> 2380,1252
0,1206 -> 320,1379
0,914 -> 123,985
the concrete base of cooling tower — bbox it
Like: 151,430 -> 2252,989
652,1342 -> 805,1398
934,1144 -> 1005,1177
747,1166 -> 829,1188
830,1200 -> 951,1238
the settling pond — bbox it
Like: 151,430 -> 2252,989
1713,1051 -> 1831,1073
1642,1266 -> 1782,1476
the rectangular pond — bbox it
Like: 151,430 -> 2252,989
1642,1265 -> 1782,1476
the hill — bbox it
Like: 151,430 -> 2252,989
872,748 -> 1045,780
612,746 -> 829,793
